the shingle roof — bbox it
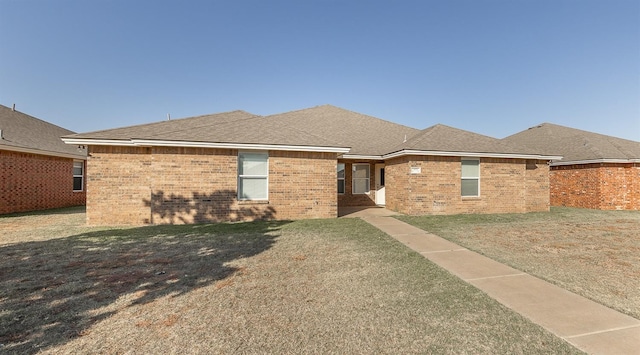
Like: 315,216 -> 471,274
264,105 -> 420,156
64,105 -> 556,158
0,104 -> 86,159
66,109 -> 350,149
393,124 -> 538,155
503,123 -> 640,163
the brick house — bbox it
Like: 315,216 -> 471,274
504,123 -> 640,210
0,104 -> 87,214
63,105 -> 559,225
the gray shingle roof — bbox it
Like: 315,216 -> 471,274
503,123 -> 640,163
0,104 -> 86,158
393,124 -> 538,155
65,109 -> 348,149
264,105 -> 420,155
64,105 -> 557,158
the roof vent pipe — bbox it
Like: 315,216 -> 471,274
12,103 -> 15,111
167,113 -> 171,121
0,129 -> 3,139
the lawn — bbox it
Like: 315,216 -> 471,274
0,207 -> 581,354
398,207 -> 640,320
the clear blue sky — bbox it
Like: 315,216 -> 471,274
1,0 -> 639,141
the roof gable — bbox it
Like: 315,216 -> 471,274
0,104 -> 86,158
503,123 -> 640,163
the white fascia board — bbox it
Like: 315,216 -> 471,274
62,137 -> 350,153
132,139 -> 351,153
550,158 -> 640,166
341,154 -> 384,160
383,149 -> 563,161
1,144 -> 87,160
62,138 -> 137,146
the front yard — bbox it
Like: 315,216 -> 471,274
398,207 -> 640,320
0,207 -> 580,354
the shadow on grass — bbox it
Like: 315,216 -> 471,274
0,220 -> 287,354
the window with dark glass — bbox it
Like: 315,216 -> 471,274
73,161 -> 84,192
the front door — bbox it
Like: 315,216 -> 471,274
375,164 -> 385,205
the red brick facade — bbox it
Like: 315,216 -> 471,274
86,146 -> 337,225
550,163 -> 640,210
383,156 -> 550,215
0,150 -> 86,214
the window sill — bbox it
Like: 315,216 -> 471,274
238,200 -> 269,205
462,196 -> 481,200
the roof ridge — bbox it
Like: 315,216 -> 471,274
67,110 -> 256,137
144,113 -> 263,140
0,104 -> 76,134
267,104 -> 421,132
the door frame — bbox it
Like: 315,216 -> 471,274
375,163 -> 385,205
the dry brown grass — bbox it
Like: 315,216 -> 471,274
0,207 -> 581,354
398,207 -> 640,320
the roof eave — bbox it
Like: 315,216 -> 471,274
62,138 -> 351,154
1,144 -> 87,160
341,154 -> 385,160
383,149 -> 562,160
550,158 -> 640,166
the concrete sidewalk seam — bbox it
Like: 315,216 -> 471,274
563,323 -> 640,339
465,273 -> 527,281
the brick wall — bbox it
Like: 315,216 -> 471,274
525,160 -> 551,212
87,146 -> 152,225
86,146 -> 337,225
0,149 -> 86,214
551,163 -> 640,210
385,156 -> 550,215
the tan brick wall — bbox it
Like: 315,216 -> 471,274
551,163 -> 640,210
269,150 -> 337,219
86,146 -> 337,225
525,160 -> 551,212
385,156 -> 549,215
87,146 -> 152,225
0,149 -> 86,214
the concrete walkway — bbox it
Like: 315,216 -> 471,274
357,213 -> 640,354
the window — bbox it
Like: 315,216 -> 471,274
352,164 -> 370,194
337,163 -> 345,194
73,161 -> 84,192
238,152 -> 268,200
461,159 -> 479,197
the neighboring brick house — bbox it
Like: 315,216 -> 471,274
503,123 -> 640,210
0,104 -> 87,214
63,105 -> 559,225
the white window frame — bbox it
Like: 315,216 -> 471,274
73,161 -> 84,192
352,163 -> 370,195
237,151 -> 269,201
461,158 -> 480,197
337,163 -> 345,194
